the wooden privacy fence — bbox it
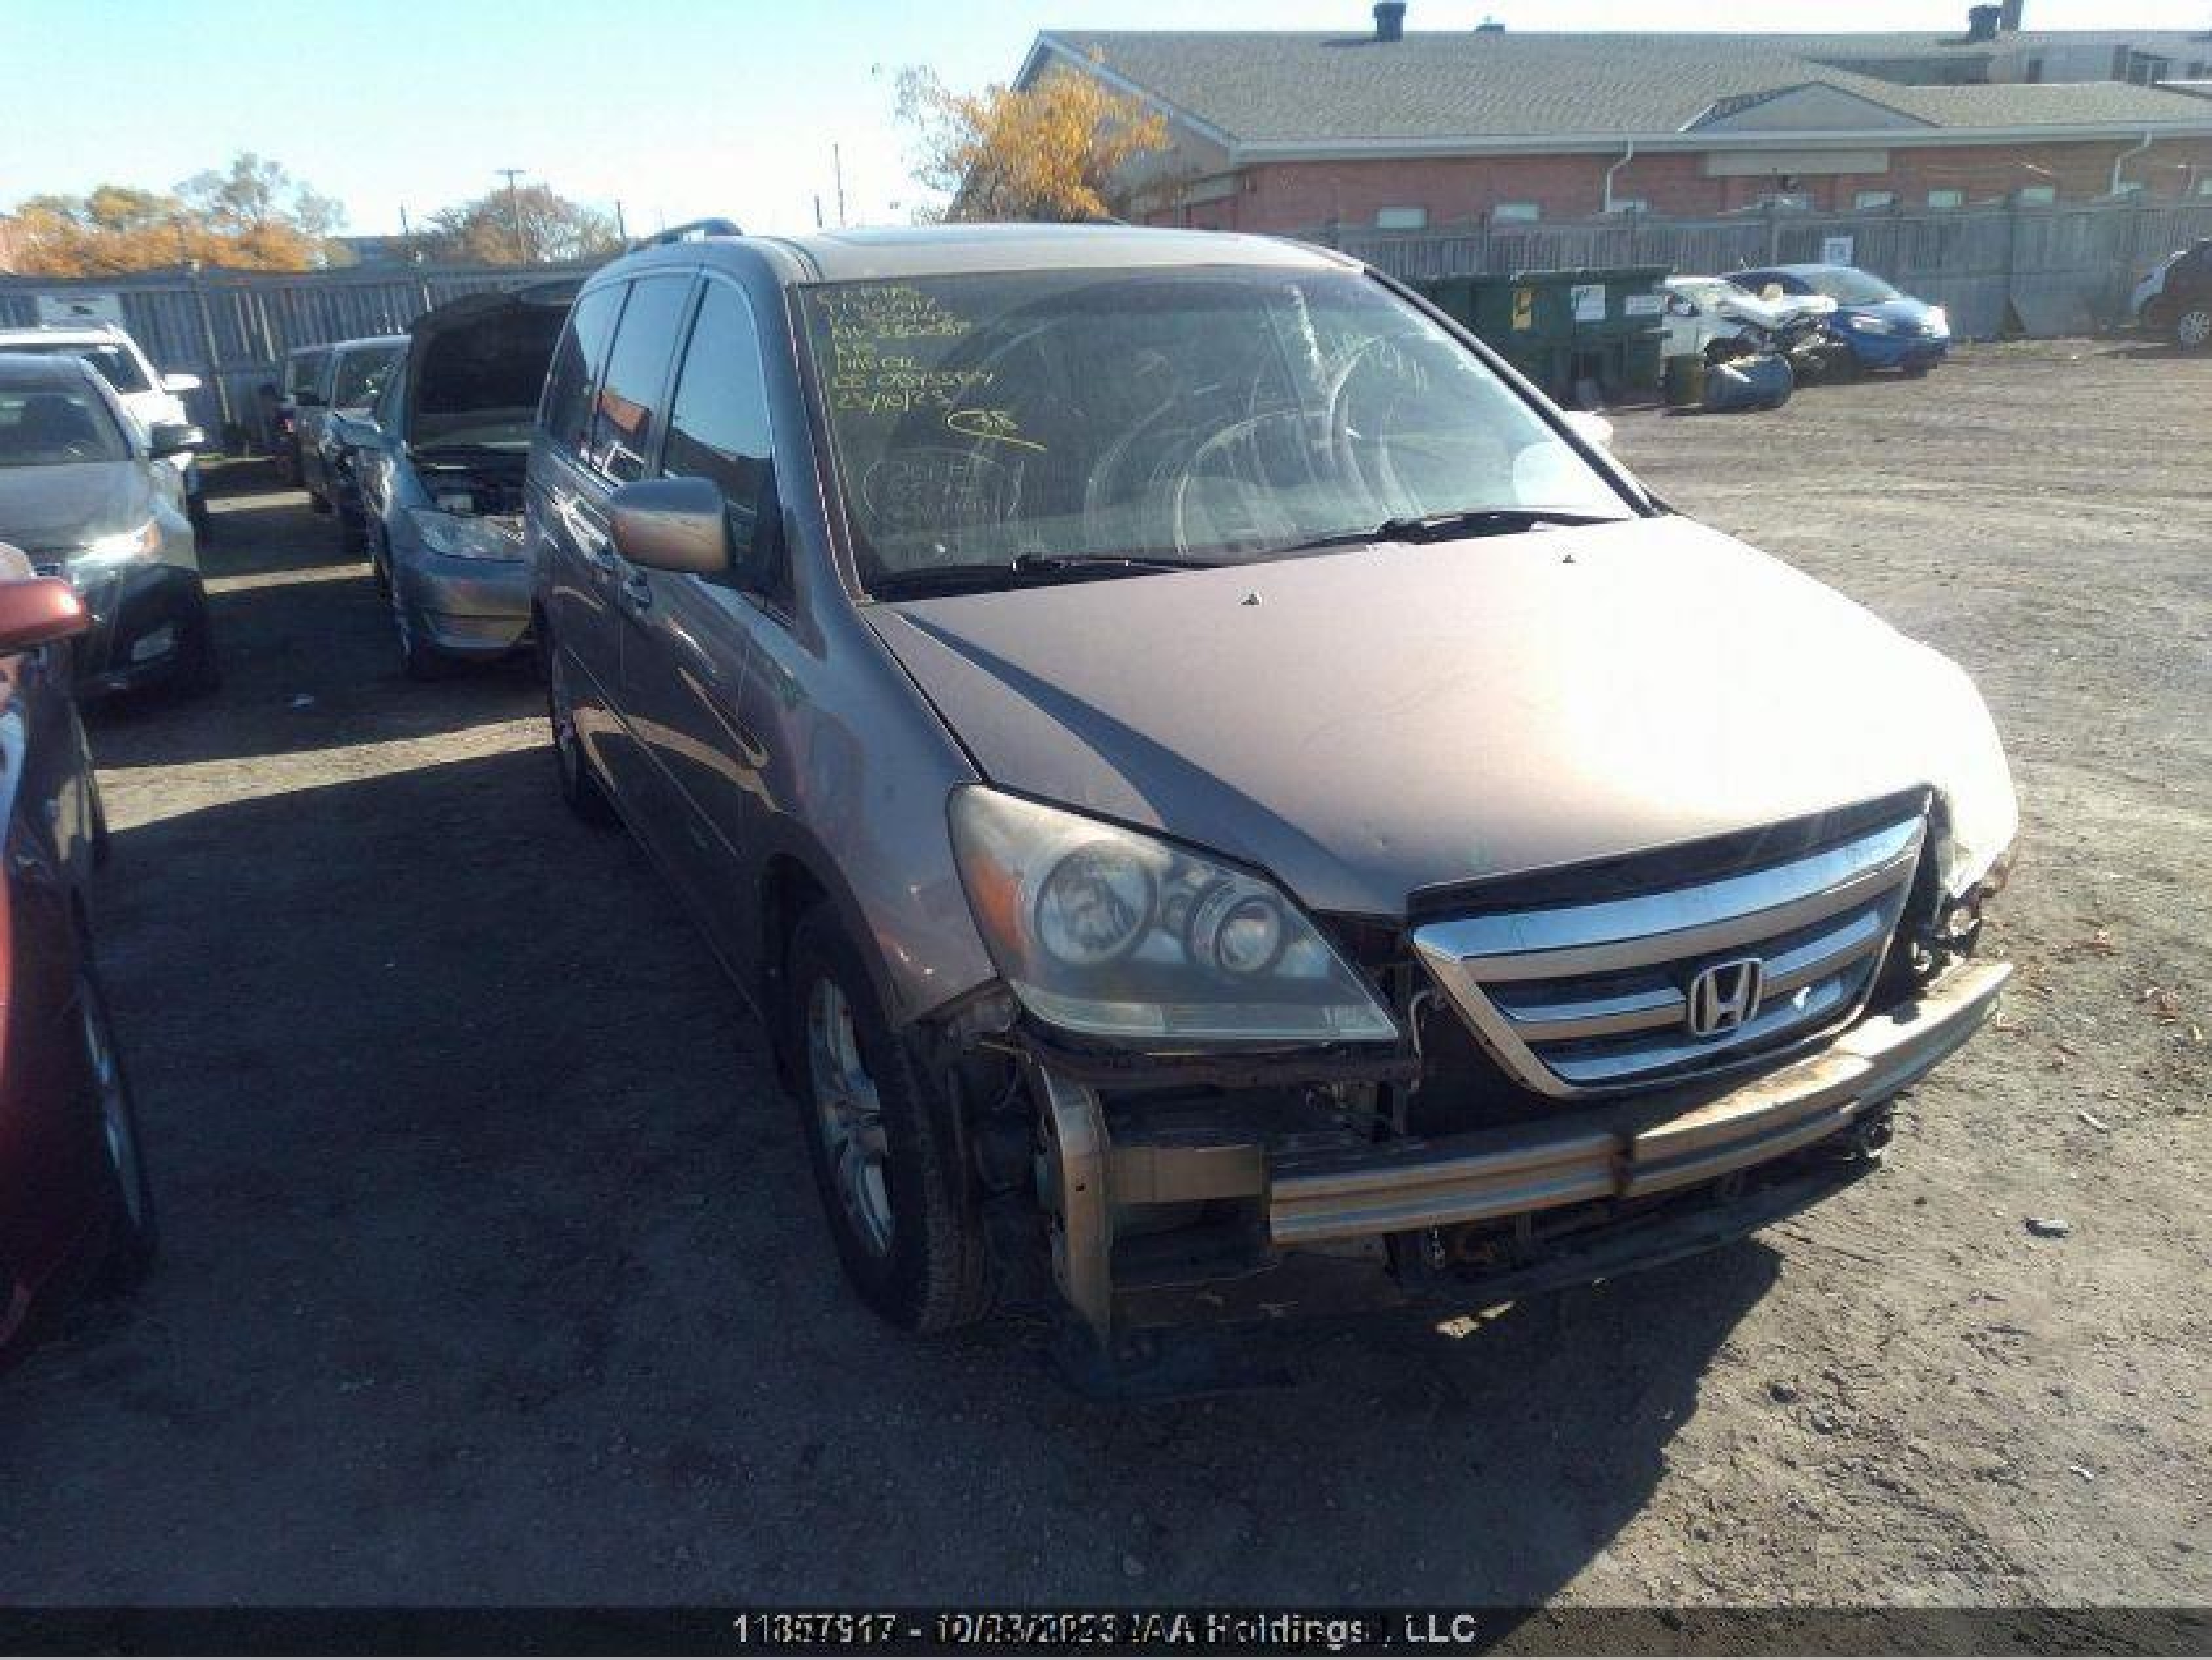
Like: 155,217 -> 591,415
0,261 -> 602,445
1323,198 -> 2212,340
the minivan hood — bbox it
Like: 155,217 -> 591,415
0,461 -> 153,557
869,517 -> 1984,918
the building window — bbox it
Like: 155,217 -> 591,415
2198,175 -> 2212,197
1374,206 -> 1427,230
2110,181 -> 2145,198
1927,188 -> 1965,209
1491,201 -> 1541,223
1854,189 -> 1897,210
2016,184 -> 2056,206
1607,197 -> 1649,216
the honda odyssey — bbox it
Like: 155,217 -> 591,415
527,224 -> 2016,1367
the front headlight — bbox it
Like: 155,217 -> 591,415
406,507 -> 520,561
75,519 -> 162,567
1917,647 -> 2019,898
1925,306 -> 1950,334
948,787 -> 1400,1046
1847,313 -> 1897,334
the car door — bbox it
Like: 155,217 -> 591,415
298,352 -> 339,497
620,274 -> 780,965
550,272 -> 695,825
532,281 -> 632,801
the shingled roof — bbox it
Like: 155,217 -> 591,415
1026,29 -> 2212,148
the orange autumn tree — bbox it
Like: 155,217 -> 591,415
897,61 -> 1171,223
7,154 -> 342,275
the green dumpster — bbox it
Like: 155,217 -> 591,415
1418,266 -> 1669,406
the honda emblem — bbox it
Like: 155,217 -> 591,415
1685,957 -> 1766,1037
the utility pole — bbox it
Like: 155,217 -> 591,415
833,143 -> 847,228
613,199 -> 627,241
497,168 -> 528,262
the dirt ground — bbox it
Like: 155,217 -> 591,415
0,339 -> 2205,1625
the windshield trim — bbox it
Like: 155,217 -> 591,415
794,262 -> 1652,607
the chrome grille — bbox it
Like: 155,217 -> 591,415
1412,814 -> 1925,1098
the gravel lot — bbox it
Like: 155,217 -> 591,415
1,339 -> 2205,1625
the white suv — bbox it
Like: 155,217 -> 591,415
0,323 -> 211,539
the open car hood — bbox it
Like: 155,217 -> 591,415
401,280 -> 579,446
867,516 -> 1994,918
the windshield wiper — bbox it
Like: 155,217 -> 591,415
1283,507 -> 1624,553
868,551 -> 1215,598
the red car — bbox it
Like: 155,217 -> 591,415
0,550 -> 154,1363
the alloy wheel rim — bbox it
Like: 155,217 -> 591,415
806,978 -> 894,1257
82,984 -> 145,1231
2181,310 -> 2211,349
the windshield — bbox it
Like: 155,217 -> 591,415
1804,268 -> 1901,304
0,383 -> 130,468
3,340 -> 152,394
333,346 -> 401,410
802,267 -> 1631,588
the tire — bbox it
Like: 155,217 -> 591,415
543,626 -> 616,824
1901,359 -> 1933,379
787,907 -> 991,1333
79,958 -> 156,1296
2177,304 -> 2212,353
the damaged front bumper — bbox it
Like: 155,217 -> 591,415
1029,957 -> 2009,1350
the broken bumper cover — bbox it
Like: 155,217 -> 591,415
1037,957 -> 2008,1344
1270,958 -> 2008,1246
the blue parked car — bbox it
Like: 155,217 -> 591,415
1728,264 -> 1950,376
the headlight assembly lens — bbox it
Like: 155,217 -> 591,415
949,787 -> 1399,1045
407,507 -> 520,561
1035,844 -> 1154,966
77,520 -> 162,564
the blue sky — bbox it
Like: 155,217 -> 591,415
5,0 -> 2205,236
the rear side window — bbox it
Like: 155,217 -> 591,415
586,274 -> 692,483
288,350 -> 330,399
663,282 -> 773,549
539,284 -> 623,454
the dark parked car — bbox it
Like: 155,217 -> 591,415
531,224 -> 2015,1371
2131,238 -> 2212,352
0,354 -> 217,699
0,545 -> 156,1365
297,334 -> 404,533
1728,264 -> 1950,374
346,282 -> 577,677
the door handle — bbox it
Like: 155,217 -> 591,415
618,568 -> 653,615
554,494 -> 616,569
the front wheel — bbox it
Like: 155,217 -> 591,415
787,908 -> 991,1333
2177,304 -> 2212,353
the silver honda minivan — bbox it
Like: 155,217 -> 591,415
527,224 -> 2016,1369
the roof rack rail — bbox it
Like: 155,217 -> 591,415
630,217 -> 743,251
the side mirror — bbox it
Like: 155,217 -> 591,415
1561,410 -> 1615,449
148,422 -> 207,458
161,372 -> 202,393
0,577 -> 90,654
607,475 -> 731,577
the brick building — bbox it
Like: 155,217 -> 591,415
1017,7 -> 2212,234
